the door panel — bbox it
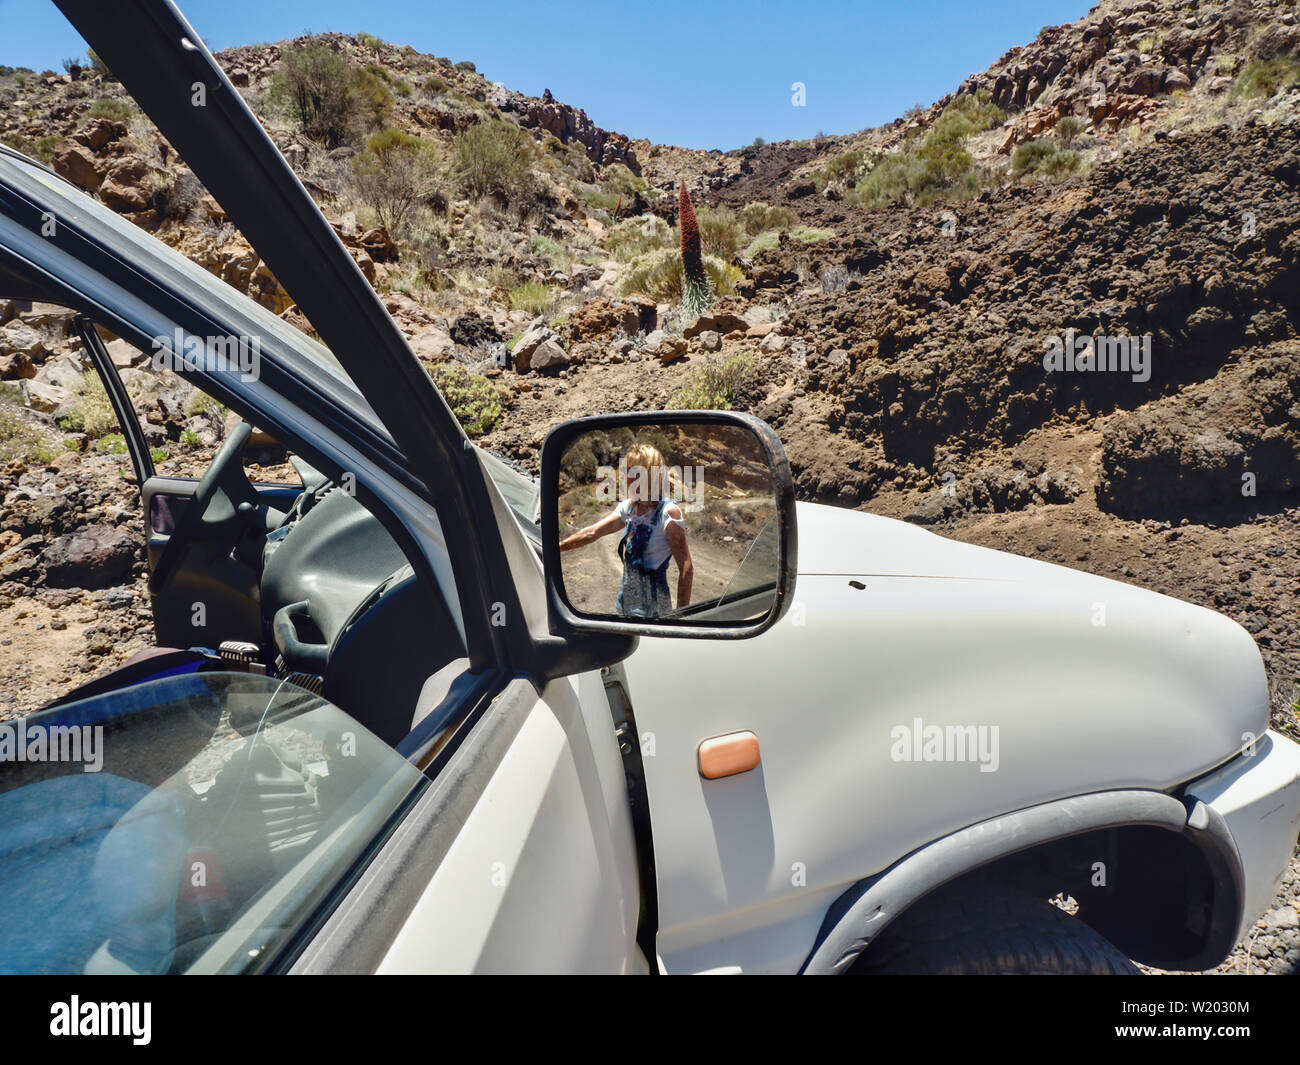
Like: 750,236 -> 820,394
142,477 -> 297,571
143,474 -> 297,648
375,675 -> 644,974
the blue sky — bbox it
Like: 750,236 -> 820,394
0,0 -> 1090,149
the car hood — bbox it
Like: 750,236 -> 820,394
787,497 -> 1270,755
799,500 -> 1116,585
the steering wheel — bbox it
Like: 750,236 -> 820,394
149,422 -> 258,595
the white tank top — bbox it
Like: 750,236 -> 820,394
616,498 -> 683,570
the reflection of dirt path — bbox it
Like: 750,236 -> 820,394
560,528 -> 751,615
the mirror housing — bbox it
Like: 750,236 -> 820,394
540,411 -> 798,639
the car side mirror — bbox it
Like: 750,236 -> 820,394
540,411 -> 798,639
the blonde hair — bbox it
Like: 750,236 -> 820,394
624,443 -> 668,501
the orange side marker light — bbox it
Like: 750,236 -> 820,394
698,731 -> 761,779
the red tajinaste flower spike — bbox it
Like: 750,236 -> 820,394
678,178 -> 713,317
678,179 -> 702,274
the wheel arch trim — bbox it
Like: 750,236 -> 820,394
799,789 -> 1243,974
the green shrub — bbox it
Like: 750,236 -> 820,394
669,353 -> 759,411
93,433 -> 128,455
89,97 -> 133,123
58,372 -> 118,439
454,61 -> 477,73
179,428 -> 201,447
352,64 -> 395,128
697,206 -> 744,259
453,119 -> 534,201
738,201 -> 797,236
428,363 -> 510,436
0,404 -> 55,464
824,149 -> 865,183
1055,116 -> 1085,145
599,163 -> 646,199
942,90 -> 1006,132
529,234 -> 565,264
617,247 -> 742,303
1011,138 -> 1082,179
580,185 -> 624,214
606,214 -> 673,261
1,133 -> 58,165
927,110 -> 975,146
352,128 -> 443,233
356,31 -> 385,52
790,225 -> 834,243
546,137 -> 595,183
268,39 -> 387,147
509,280 -> 553,314
742,230 -> 781,258
1230,57 -> 1300,101
848,95 -> 995,209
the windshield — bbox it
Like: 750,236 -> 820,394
477,446 -> 540,534
0,671 -> 425,975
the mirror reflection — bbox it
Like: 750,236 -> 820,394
556,422 -> 779,623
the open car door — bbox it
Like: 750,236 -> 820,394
0,0 -> 648,972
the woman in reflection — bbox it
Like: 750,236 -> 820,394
559,443 -> 693,618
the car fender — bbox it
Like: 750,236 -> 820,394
799,788 -> 1242,974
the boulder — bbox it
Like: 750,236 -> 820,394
105,338 -> 146,369
360,226 -> 398,262
695,330 -> 721,352
71,119 -> 126,151
43,525 -> 137,589
0,353 -> 37,380
23,380 -> 70,413
200,194 -> 227,222
644,330 -> 687,362
0,322 -> 47,359
684,312 -> 748,338
98,156 -> 157,212
562,298 -> 641,342
33,354 -> 86,392
529,339 -> 570,372
51,142 -> 103,191
450,312 -> 503,349
1163,68 -> 1192,92
511,318 -> 559,372
409,330 -> 455,362
346,246 -> 376,285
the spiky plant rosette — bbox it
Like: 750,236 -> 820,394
678,179 -> 714,318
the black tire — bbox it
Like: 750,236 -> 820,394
852,885 -> 1141,975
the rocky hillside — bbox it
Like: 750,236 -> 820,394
0,0 -> 1295,720
1,0 -> 1299,976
